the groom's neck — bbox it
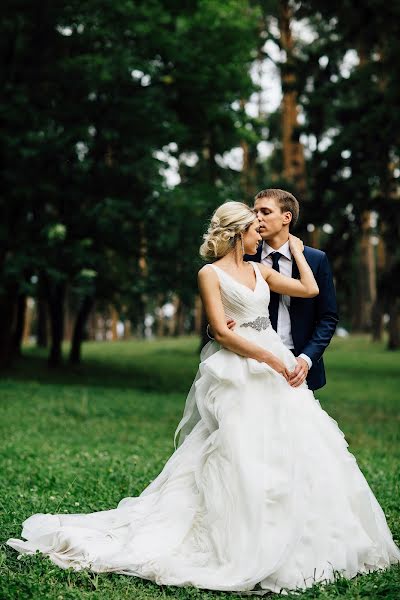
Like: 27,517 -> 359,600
263,230 -> 289,250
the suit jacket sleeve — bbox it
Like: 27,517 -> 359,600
300,253 -> 339,364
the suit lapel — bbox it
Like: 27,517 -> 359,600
289,251 -> 300,347
291,259 -> 300,280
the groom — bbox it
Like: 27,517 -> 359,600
243,188 -> 338,390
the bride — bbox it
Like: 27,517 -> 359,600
7,202 -> 400,594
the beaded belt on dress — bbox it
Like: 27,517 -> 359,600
239,316 -> 270,331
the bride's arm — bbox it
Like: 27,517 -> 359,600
259,234 -> 319,298
198,266 -> 290,380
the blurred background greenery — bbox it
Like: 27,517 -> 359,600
1,0 -> 400,369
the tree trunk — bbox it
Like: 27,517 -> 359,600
86,307 -> 97,341
64,296 -> 74,342
278,0 -> 307,199
123,319 -> 132,339
308,226 -> 320,249
23,297 -> 34,344
240,100 -> 257,201
111,305 -> 119,340
371,301 -> 384,342
46,280 -> 66,367
240,137 -> 258,201
69,295 -> 95,365
388,298 -> 400,350
138,221 -> 148,338
155,294 -> 166,337
173,296 -> 186,337
12,294 -> 26,357
357,211 -> 376,331
353,211 -> 376,332
372,234 -> 386,341
0,287 -> 18,367
37,276 -> 48,347
178,302 -> 186,336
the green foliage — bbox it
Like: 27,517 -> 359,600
0,0 -> 261,362
1,335 -> 399,598
250,1 -> 400,331
3,0 -> 400,359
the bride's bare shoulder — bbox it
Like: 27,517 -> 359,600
198,265 -> 220,294
198,264 -> 218,281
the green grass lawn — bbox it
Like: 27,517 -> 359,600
1,336 -> 399,599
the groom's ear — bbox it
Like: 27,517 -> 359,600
282,211 -> 292,226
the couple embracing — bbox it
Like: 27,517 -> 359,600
7,189 -> 400,594
205,187 -> 338,392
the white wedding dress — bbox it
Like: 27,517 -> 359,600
7,262 -> 400,594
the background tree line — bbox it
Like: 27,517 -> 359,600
1,0 -> 399,369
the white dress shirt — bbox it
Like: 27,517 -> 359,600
261,240 -> 312,369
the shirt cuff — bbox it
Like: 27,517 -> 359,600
206,324 -> 215,340
298,353 -> 312,369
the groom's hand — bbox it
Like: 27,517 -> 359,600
208,318 -> 236,339
227,318 -> 236,330
289,357 -> 309,387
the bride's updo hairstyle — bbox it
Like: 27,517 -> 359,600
200,201 -> 256,260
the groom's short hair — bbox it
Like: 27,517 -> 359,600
254,188 -> 299,228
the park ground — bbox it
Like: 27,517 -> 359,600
0,336 -> 399,599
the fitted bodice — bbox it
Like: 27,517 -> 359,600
209,262 -> 270,327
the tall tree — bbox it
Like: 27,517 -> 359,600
294,1 -> 400,343
0,0 -> 261,365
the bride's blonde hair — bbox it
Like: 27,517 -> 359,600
200,201 -> 256,260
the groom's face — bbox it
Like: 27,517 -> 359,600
254,197 -> 291,241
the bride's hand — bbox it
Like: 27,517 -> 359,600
264,353 -> 290,381
288,233 -> 304,255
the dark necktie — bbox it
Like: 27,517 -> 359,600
269,251 -> 282,331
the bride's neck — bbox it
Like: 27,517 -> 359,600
222,247 -> 245,269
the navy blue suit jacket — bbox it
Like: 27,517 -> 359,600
245,245 -> 338,390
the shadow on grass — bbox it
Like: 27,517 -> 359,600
2,335 -> 399,396
1,339 -> 201,394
